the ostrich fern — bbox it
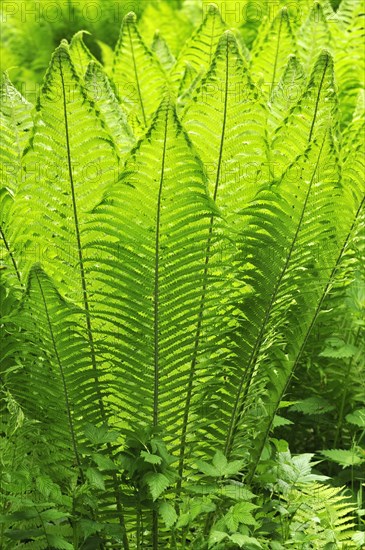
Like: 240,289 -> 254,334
1,1 -> 364,548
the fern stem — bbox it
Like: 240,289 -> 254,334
59,58 -> 129,549
270,10 -> 284,95
0,225 -> 22,284
224,132 -> 327,460
308,54 -> 329,142
208,8 -> 217,67
153,105 -> 168,429
176,33 -> 230,494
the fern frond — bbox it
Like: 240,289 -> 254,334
0,73 -> 33,194
271,50 -> 337,178
250,8 -> 296,96
139,1 -> 192,57
83,96 -> 214,439
183,30 -> 267,213
284,482 -> 358,548
170,4 -> 226,91
297,2 -> 333,73
112,12 -> 167,131
268,55 -> 305,134
13,266 -> 85,476
81,96 -> 216,544
151,31 -> 176,71
0,73 -> 32,284
221,130 -> 344,465
0,189 -> 21,285
10,41 -> 120,296
69,30 -> 99,79
333,0 -> 365,125
342,90 -> 365,213
84,61 -> 135,157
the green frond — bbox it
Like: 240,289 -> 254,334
0,73 -> 33,194
183,31 -> 267,214
139,1 -> 193,57
221,130 -> 344,466
284,482 -> 358,548
297,2 -> 333,73
336,0 -> 365,27
170,4 -> 227,91
12,266 -> 86,469
83,96 -> 214,440
84,61 -> 135,157
271,50 -> 337,178
0,188 -> 21,285
96,39 -> 114,75
151,31 -> 176,71
268,55 -> 305,134
333,0 -> 365,125
250,8 -> 297,96
0,72 -> 32,284
112,12 -> 167,131
341,90 -> 365,213
69,30 -> 100,79
176,63 -> 201,113
10,41 -> 120,295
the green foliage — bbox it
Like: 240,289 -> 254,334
1,0 -> 364,548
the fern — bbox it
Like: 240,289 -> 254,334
283,482 -> 358,548
112,13 -> 167,131
1,1 -> 364,548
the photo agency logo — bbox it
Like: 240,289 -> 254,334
201,1 -> 306,25
0,1 -> 142,24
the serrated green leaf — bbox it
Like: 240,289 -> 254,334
84,423 -> 119,445
346,409 -> 365,428
208,530 -> 229,548
230,533 -> 262,548
112,12 -> 167,130
86,467 -> 105,490
212,450 -> 228,473
145,472 -> 170,501
289,397 -> 335,415
223,459 -> 245,476
159,501 -> 177,528
272,415 -> 294,427
140,451 -> 163,465
195,459 -> 219,477
92,453 -> 117,471
321,449 -> 365,468
219,484 -> 255,501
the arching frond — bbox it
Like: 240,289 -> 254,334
10,41 -> 120,297
170,4 -> 227,91
271,50 -> 337,178
151,31 -> 176,71
268,55 -> 305,134
183,31 -> 267,214
0,73 -> 33,194
297,2 -> 333,73
83,97 -> 214,439
84,61 -> 135,157
112,13 -> 167,132
250,8 -> 296,96
69,30 -> 100,79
